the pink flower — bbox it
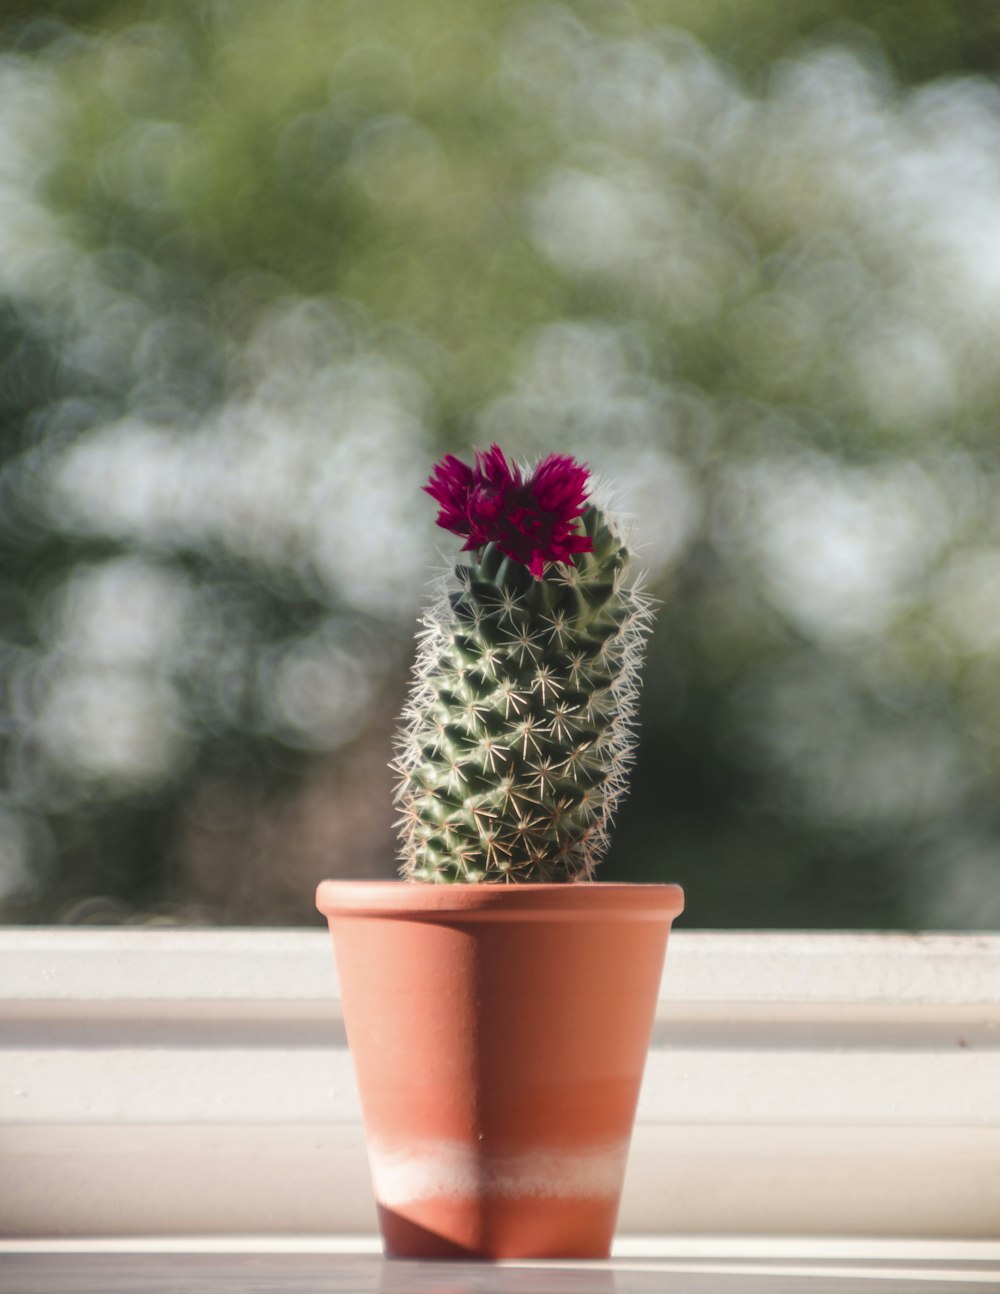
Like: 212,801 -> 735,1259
423,453 -> 475,537
424,444 -> 594,579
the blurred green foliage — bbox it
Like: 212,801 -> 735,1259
2,1 -> 1000,927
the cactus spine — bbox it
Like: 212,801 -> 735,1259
394,504 -> 652,882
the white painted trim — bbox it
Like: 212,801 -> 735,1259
1,1237 -> 999,1292
2,929 -> 998,1238
5,928 -> 999,1011
3,1236 -> 1000,1261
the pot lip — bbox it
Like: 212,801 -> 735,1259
316,879 -> 684,921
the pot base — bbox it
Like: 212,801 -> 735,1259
379,1195 -> 615,1260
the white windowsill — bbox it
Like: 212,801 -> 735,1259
1,928 -> 998,1245
2,1236 -> 1000,1292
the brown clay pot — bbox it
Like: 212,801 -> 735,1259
315,880 -> 684,1260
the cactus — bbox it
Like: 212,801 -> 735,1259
393,445 -> 653,883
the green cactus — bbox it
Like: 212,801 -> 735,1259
394,503 -> 653,882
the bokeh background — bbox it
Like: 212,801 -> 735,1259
2,0 -> 1000,928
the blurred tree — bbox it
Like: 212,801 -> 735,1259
2,1 -> 1000,927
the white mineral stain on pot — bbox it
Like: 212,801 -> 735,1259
367,1138 -> 629,1204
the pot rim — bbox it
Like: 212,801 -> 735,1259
316,879 -> 684,921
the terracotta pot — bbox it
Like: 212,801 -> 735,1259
315,880 -> 684,1260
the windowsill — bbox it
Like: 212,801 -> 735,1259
2,928 -> 999,1242
2,1236 -> 999,1292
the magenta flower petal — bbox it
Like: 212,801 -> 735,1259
424,454 -> 476,538
527,551 -> 547,580
425,445 -> 595,578
530,454 -> 590,517
474,444 -> 521,493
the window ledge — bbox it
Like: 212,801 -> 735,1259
2,1236 -> 1000,1293
2,929 -> 998,1239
